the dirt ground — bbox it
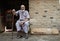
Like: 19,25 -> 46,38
0,32 -> 60,41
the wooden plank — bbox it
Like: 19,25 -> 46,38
31,28 -> 59,35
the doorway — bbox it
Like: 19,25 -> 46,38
0,0 -> 29,31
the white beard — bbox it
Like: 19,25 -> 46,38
22,10 -> 25,11
21,10 -> 25,13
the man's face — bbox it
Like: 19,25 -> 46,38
20,5 -> 25,10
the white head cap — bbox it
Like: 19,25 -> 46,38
21,5 -> 25,8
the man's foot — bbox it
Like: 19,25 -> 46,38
25,33 -> 29,39
16,36 -> 23,39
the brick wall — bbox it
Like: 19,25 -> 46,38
29,0 -> 60,30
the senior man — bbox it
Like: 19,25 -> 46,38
12,5 -> 30,39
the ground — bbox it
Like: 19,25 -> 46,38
0,32 -> 60,41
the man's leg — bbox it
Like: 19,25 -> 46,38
23,21 -> 29,39
15,20 -> 22,38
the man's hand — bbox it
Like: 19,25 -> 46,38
20,21 -> 25,25
24,18 -> 28,22
12,9 -> 15,12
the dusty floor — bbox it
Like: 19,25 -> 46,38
0,32 -> 60,41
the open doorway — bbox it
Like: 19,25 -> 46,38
0,0 -> 29,31
2,0 -> 29,10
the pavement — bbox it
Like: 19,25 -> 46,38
0,32 -> 60,41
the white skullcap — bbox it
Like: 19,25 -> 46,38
21,5 -> 25,7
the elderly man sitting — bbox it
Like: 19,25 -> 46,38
12,5 -> 30,39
